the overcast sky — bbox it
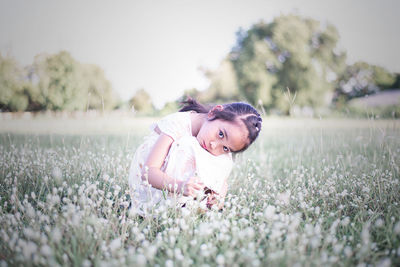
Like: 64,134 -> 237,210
1,0 -> 399,108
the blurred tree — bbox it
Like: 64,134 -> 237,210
219,14 -> 347,114
129,88 -> 154,114
200,57 -> 241,103
334,61 -> 397,102
31,51 -> 87,111
0,54 -> 30,111
1,51 -> 118,112
29,51 -> 118,111
159,100 -> 180,116
181,87 -> 202,101
392,73 -> 400,89
160,89 -> 201,116
81,64 -> 119,110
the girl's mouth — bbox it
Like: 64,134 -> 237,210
201,141 -> 208,151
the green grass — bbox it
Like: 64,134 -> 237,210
0,116 -> 399,266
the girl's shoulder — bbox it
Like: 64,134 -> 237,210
154,112 -> 193,141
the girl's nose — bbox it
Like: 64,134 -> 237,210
210,141 -> 217,150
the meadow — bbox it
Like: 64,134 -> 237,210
0,114 -> 399,266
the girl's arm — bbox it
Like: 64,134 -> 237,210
143,133 -> 204,197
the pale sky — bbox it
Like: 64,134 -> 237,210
1,0 -> 399,108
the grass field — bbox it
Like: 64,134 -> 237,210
0,115 -> 399,266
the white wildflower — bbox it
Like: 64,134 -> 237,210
135,254 -> 147,266
344,246 -> 352,257
165,259 -> 174,267
376,258 -> 391,267
315,206 -> 320,215
361,223 -> 370,245
190,239 -> 197,247
40,245 -> 52,257
109,238 -> 121,252
26,205 -> 35,218
341,217 -> 350,227
82,259 -> 91,267
333,243 -> 343,254
144,245 -> 157,260
216,254 -> 225,265
375,218 -> 384,228
241,207 -> 250,216
277,191 -> 291,206
22,241 -> 37,260
102,174 -> 110,182
198,222 -> 212,237
51,227 -> 62,243
310,236 -> 320,249
52,167 -> 62,184
263,205 -> 276,219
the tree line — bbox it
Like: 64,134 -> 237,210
1,14 -> 399,114
0,51 -> 119,112
132,14 -> 398,116
192,14 -> 398,115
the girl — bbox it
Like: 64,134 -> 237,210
128,98 -> 262,216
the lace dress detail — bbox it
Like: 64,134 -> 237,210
128,112 -> 232,216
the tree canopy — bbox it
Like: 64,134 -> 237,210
0,51 -> 119,112
334,61 -> 397,102
1,13 -> 398,115
129,88 -> 154,114
31,51 -> 87,111
217,15 -> 347,114
0,54 -> 31,111
199,14 -> 398,115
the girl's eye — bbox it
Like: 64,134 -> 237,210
223,146 -> 229,152
219,130 -> 224,138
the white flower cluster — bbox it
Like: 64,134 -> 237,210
0,123 -> 399,266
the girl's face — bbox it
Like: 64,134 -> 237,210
196,118 -> 248,156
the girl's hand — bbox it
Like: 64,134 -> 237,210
183,177 -> 205,197
206,193 -> 217,209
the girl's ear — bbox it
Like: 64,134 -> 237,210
208,105 -> 223,119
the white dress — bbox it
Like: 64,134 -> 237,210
128,111 -> 233,216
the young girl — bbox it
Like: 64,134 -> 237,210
128,98 -> 262,216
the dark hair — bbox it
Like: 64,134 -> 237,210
179,98 -> 262,153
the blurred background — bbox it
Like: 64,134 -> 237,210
0,0 -> 399,118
